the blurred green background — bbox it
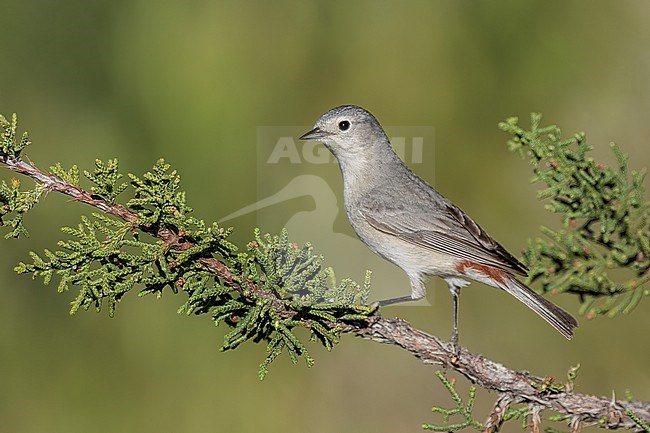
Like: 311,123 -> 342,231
1,1 -> 649,432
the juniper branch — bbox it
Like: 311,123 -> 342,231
501,113 -> 650,318
7,148 -> 647,428
0,140 -> 292,315
1,114 -> 374,378
2,113 -> 649,431
344,317 -> 649,431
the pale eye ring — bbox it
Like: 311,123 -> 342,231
338,120 -> 350,131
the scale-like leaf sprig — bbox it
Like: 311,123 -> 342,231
10,145 -> 375,377
500,113 -> 650,317
239,228 -> 374,378
50,163 -> 80,187
0,177 -> 44,238
0,113 -> 30,157
0,114 -> 40,238
127,159 -> 190,227
84,159 -> 128,203
423,371 -> 484,432
16,213 -> 166,316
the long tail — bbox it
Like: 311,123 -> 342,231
500,274 -> 578,339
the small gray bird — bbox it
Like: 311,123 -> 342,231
300,105 -> 577,351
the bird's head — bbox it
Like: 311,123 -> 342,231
299,105 -> 389,159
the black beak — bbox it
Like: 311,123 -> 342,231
299,127 -> 329,141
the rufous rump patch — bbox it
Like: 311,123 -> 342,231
455,261 -> 506,285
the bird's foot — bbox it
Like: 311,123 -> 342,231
450,332 -> 461,362
374,295 -> 419,307
367,301 -> 381,315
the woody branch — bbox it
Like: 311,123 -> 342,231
1,149 -> 649,431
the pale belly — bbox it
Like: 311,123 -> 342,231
349,212 -> 460,279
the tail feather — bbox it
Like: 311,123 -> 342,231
500,274 -> 578,339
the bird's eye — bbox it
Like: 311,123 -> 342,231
338,120 -> 350,131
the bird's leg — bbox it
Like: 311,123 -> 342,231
376,295 -> 419,307
450,285 -> 460,357
444,277 -> 469,357
375,277 -> 428,306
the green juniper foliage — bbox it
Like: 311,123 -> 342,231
500,113 -> 650,318
0,114 -> 41,238
423,374 -> 581,433
84,158 -> 128,203
1,113 -> 373,379
219,230 -> 372,379
423,371 -> 483,432
425,365 -> 584,433
627,409 -> 650,433
0,113 -> 30,156
126,159 -> 193,227
50,162 -> 80,187
502,406 -> 532,430
0,176 -> 43,239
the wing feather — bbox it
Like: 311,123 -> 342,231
358,190 -> 527,276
